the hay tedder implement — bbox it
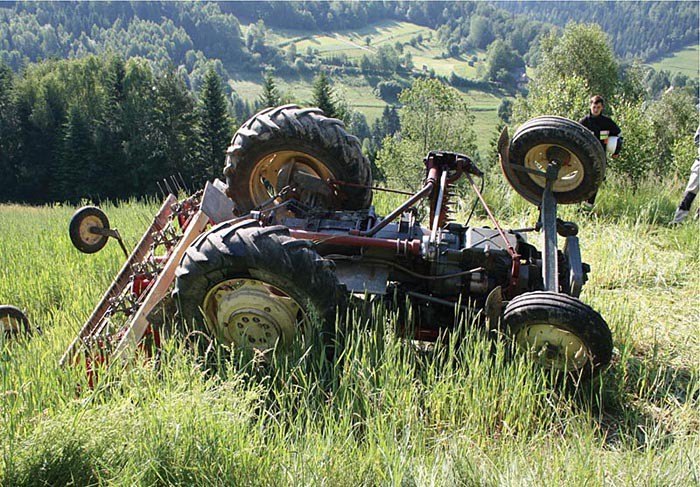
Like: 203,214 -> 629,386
60,105 -> 613,383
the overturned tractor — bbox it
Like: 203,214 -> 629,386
63,105 -> 612,381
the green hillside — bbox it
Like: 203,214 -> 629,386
237,20 -> 500,154
647,44 -> 700,80
1,1 -> 697,205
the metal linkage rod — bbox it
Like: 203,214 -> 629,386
465,174 -> 518,259
430,170 -> 449,244
362,167 -> 438,238
330,180 -> 416,196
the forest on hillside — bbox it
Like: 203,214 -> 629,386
0,1 -> 698,205
1,1 -> 697,75
499,1 -> 698,61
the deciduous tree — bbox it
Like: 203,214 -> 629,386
375,78 -> 477,190
536,23 -> 619,103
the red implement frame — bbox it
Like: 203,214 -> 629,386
60,194 -> 209,387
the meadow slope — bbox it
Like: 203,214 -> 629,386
0,175 -> 698,485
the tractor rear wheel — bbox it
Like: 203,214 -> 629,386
0,305 -> 31,338
174,219 -> 342,355
503,291 -> 612,379
224,105 -> 372,214
503,116 -> 605,205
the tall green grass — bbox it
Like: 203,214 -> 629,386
0,177 -> 698,485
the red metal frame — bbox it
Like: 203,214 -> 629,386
62,192 -> 205,389
289,229 -> 422,256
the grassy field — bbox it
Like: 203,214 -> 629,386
647,43 -> 699,80
0,173 -> 698,485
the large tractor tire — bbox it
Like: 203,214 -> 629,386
174,219 -> 343,355
503,291 -> 613,379
503,116 -> 606,205
224,105 -> 372,215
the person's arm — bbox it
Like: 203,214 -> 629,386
694,124 -> 699,146
609,117 -> 621,136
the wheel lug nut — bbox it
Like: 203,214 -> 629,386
242,317 -> 249,323
253,317 -> 260,323
264,307 -> 271,312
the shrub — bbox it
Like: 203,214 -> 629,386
609,100 -> 656,185
375,80 -> 404,102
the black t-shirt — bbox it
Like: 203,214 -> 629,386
579,113 -> 621,147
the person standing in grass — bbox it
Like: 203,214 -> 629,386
670,124 -> 700,224
579,95 -> 621,210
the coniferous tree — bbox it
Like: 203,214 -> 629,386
232,94 -> 252,124
0,62 -> 17,202
95,55 -> 128,199
258,70 -> 281,109
199,67 -> 233,182
59,104 -> 95,203
385,106 -> 400,136
311,71 -> 338,118
146,70 -> 202,192
121,57 -> 158,197
15,72 -> 67,203
370,105 -> 401,150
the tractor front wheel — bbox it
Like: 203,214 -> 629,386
503,291 -> 612,379
504,116 -> 606,205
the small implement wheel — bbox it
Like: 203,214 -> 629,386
224,105 -> 372,214
503,116 -> 606,205
69,206 -> 110,254
503,291 -> 612,379
174,219 -> 342,354
0,305 -> 31,338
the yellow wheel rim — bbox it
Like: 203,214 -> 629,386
0,315 -> 23,334
249,150 -> 335,206
78,215 -> 105,246
515,323 -> 591,371
203,278 -> 305,351
524,144 -> 584,193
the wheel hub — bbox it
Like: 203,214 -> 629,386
515,324 -> 590,371
250,150 -> 336,208
78,215 -> 105,246
524,144 -> 584,192
203,278 -> 303,350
